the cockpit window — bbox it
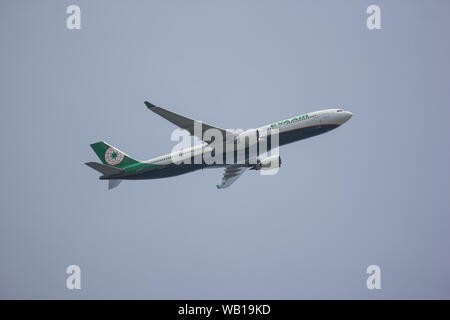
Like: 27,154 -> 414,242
337,109 -> 343,112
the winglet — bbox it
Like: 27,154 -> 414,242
144,101 -> 156,109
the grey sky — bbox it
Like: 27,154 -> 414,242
1,0 -> 449,299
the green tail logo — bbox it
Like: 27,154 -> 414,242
90,141 -> 139,169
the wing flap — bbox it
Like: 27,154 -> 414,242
216,165 -> 248,189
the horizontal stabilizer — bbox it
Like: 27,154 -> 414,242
85,162 -> 124,176
108,179 -> 122,190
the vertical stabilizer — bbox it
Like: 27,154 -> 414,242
90,141 -> 139,169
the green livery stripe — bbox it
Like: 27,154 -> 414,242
122,162 -> 165,174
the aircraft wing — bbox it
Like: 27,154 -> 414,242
216,165 -> 248,189
145,101 -> 235,143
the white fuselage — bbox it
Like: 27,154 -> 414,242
144,108 -> 352,166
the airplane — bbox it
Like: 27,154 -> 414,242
85,101 -> 352,189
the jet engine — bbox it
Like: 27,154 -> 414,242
254,155 -> 282,170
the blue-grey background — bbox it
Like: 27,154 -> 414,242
1,0 -> 449,299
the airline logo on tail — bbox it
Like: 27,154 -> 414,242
104,147 -> 124,165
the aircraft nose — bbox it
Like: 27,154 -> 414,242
343,111 -> 352,122
336,110 -> 352,124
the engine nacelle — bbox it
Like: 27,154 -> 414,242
255,155 -> 282,170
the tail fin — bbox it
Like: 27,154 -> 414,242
89,141 -> 139,169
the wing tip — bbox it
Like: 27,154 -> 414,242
216,184 -> 222,189
144,101 -> 156,109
